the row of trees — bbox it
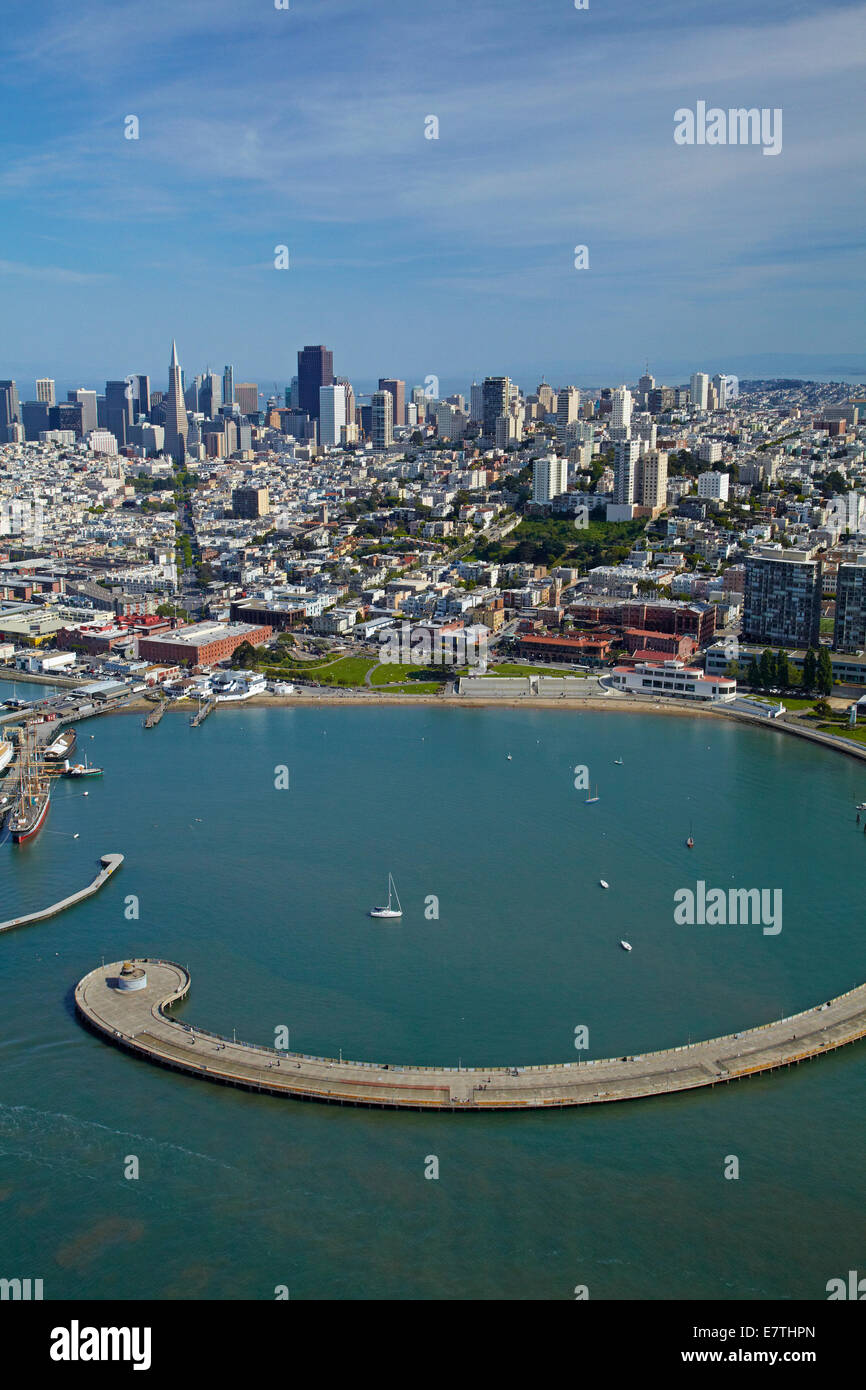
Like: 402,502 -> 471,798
730,646 -> 833,695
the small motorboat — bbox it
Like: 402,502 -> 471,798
599,879 -> 610,889
620,940 -> 632,952
686,836 -> 694,849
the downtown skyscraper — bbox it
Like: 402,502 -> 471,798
164,340 -> 189,463
297,345 -> 334,421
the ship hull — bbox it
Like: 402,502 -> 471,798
44,730 -> 77,762
10,793 -> 50,844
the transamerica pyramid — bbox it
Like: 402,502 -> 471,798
164,339 -> 188,463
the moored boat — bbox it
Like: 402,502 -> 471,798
44,728 -> 77,762
61,756 -> 103,779
8,724 -> 50,844
369,872 -> 402,919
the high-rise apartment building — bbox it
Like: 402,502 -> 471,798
469,382 -> 484,424
556,387 -> 581,440
637,449 -> 669,510
378,378 -> 405,429
36,378 -> 56,407
298,345 -> 334,420
743,550 -> 822,649
611,385 -> 633,434
164,340 -> 189,463
532,455 -> 568,504
371,390 -> 394,451
233,486 -> 270,519
834,559 -> 866,651
711,373 -> 727,410
613,438 -> 641,505
690,372 -> 709,410
697,470 -> 729,501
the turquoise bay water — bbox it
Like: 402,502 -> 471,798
1,704 -> 865,1300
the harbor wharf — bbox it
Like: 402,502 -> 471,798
0,855 -> 124,935
76,958 -> 866,1112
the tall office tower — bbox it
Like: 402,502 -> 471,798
68,389 -> 99,434
378,378 -> 405,429
105,381 -> 133,447
648,386 -> 673,415
638,370 -> 655,405
134,375 -> 151,417
690,372 -> 709,410
469,381 -> 484,424
743,550 -> 822,649
371,390 -> 394,451
482,376 -> 510,439
611,385 -> 633,435
223,365 -> 234,406
556,387 -> 581,440
0,381 -> 21,437
21,401 -> 50,439
636,449 -> 668,510
199,372 -> 222,419
536,381 -> 557,415
164,340 -> 189,463
319,384 -> 348,446
36,378 -> 56,407
722,374 -> 739,401
298,345 -> 333,420
236,383 -> 259,415
411,386 -> 429,425
834,559 -> 866,651
532,455 -> 568,504
49,401 -> 84,437
712,373 -> 728,410
612,438 -> 641,505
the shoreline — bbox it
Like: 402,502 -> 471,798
110,690 -> 866,762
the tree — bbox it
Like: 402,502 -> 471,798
802,647 -> 817,691
812,698 -> 832,718
775,650 -> 790,690
816,646 -> 833,696
759,648 -> 776,689
747,657 -> 761,688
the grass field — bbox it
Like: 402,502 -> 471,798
480,663 -> 587,678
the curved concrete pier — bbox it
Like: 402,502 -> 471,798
0,855 -> 124,935
75,957 -> 866,1111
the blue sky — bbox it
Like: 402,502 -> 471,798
1,0 -> 865,395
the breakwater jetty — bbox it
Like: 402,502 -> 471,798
0,854 -> 124,935
75,957 -> 866,1111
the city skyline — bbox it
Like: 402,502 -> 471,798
2,0 -> 865,385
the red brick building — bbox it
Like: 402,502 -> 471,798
138,621 -> 272,668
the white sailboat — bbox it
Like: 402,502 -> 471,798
599,879 -> 610,889
585,785 -> 600,804
620,940 -> 632,952
369,872 -> 403,919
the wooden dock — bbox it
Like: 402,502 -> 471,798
0,855 -> 124,935
190,698 -> 215,728
143,700 -> 168,729
75,957 -> 866,1111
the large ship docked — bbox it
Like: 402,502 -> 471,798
8,724 -> 50,844
44,728 -> 77,763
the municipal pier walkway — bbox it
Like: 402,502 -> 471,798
0,855 -> 124,935
75,959 -> 866,1111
